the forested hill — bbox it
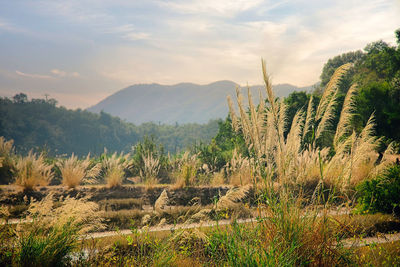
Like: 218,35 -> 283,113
0,94 -> 220,156
88,80 -> 313,124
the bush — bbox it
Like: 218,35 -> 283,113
356,164 -> 400,214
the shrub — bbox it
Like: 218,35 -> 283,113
356,164 -> 400,214
13,151 -> 53,191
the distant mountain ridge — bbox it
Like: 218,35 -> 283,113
88,80 -> 313,124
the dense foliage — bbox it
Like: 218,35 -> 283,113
356,164 -> 400,214
0,95 -> 219,156
319,31 -> 400,143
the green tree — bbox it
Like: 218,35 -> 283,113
320,50 -> 364,90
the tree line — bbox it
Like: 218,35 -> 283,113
0,94 -> 219,156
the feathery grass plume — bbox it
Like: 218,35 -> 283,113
170,228 -> 208,248
172,151 -> 198,187
217,185 -> 251,210
210,170 -> 225,186
302,95 -> 315,141
315,63 -> 352,121
102,152 -> 130,188
0,136 -> 15,182
140,151 -> 161,184
374,142 -> 399,173
315,87 -> 338,142
227,95 -> 240,132
0,136 -> 14,158
13,151 -> 53,190
226,148 -> 252,186
154,189 -> 169,214
13,193 -> 104,266
324,113 -> 381,189
235,87 -> 252,148
334,84 -> 358,149
25,192 -> 104,235
57,153 -> 100,188
345,114 -> 381,186
285,109 -> 305,180
296,147 -> 329,185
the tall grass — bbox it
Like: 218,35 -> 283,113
223,60 -> 395,265
140,151 -> 161,185
0,136 -> 15,183
13,151 -> 53,191
225,148 -> 252,185
1,193 -> 103,266
57,153 -> 100,188
102,152 -> 130,188
228,60 -> 393,192
172,151 -> 199,187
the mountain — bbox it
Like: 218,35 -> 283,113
88,80 -> 313,124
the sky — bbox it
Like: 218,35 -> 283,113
0,0 -> 399,109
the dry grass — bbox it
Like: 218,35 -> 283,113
217,185 -> 251,210
0,137 -> 14,169
172,152 -> 199,188
330,213 -> 400,238
227,60 -> 392,195
140,152 -> 161,184
102,152 -> 130,188
154,189 -> 169,214
13,151 -> 53,191
226,148 -> 252,186
24,192 -> 104,235
210,171 -> 225,186
57,153 -> 100,188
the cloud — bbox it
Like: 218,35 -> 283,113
51,69 -> 80,77
2,0 -> 400,109
16,71 -> 53,79
158,0 -> 264,17
105,24 -> 151,41
16,69 -> 80,79
0,17 -> 27,33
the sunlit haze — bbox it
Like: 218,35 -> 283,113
0,0 -> 399,108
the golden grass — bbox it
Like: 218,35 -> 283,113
228,60 -> 391,194
102,152 -> 130,188
172,152 -> 199,188
25,192 -> 104,235
57,153 -> 100,188
210,171 -> 225,186
226,148 -> 252,186
13,151 -> 53,190
329,213 -> 400,238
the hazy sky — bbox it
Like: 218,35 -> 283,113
0,0 -> 399,108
